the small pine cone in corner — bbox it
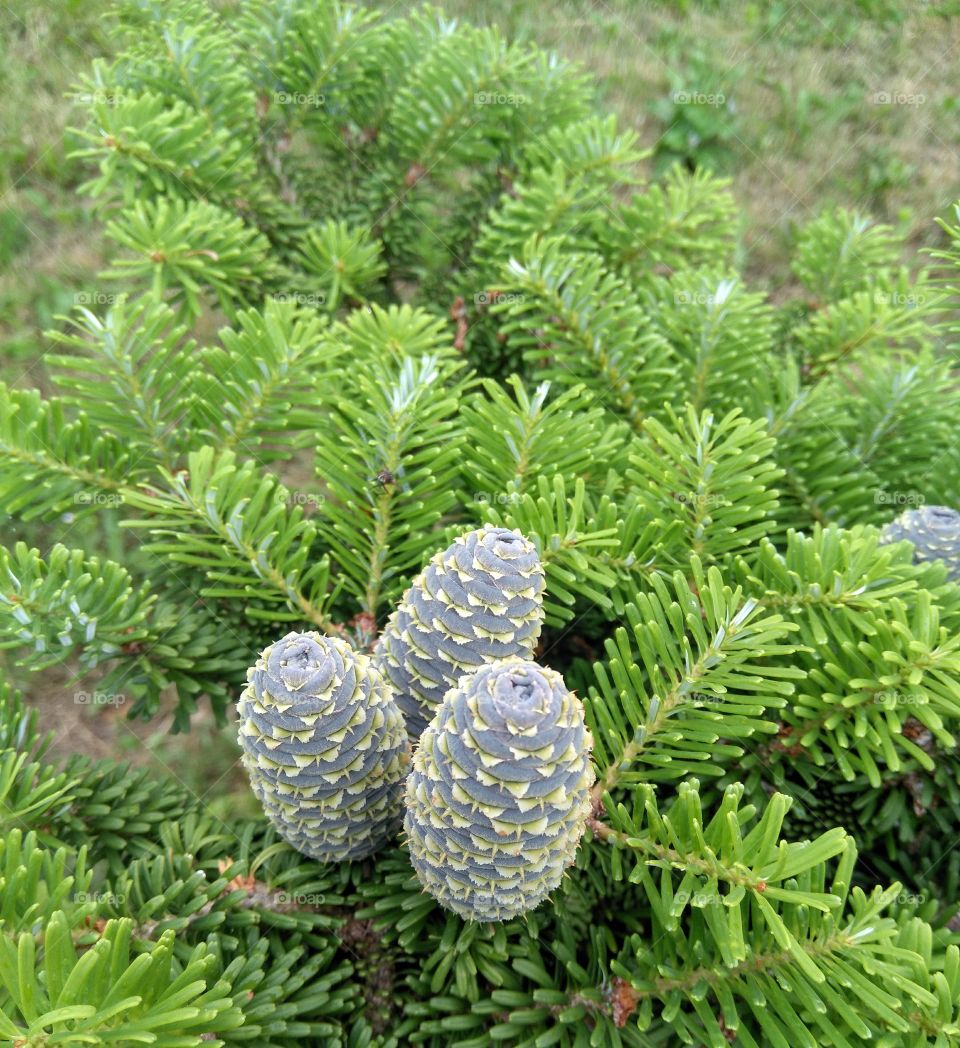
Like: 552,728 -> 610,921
374,525 -> 545,740
880,505 -> 960,581
238,631 -> 408,862
404,657 -> 594,922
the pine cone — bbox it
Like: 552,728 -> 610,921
374,525 -> 545,740
880,505 -> 960,581
404,658 -> 594,922
238,631 -> 408,862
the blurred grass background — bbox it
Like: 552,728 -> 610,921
3,0 -> 958,382
1,0 -> 958,797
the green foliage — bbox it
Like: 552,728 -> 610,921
104,197 -> 283,320
298,220 -> 386,311
587,560 -> 801,792
0,384 -> 130,520
627,407 -> 782,560
0,915 -> 244,1045
0,541 -> 247,724
459,378 -> 629,500
597,782 -> 960,1047
792,209 -> 903,301
647,43 -> 741,175
493,238 -> 672,428
1,0 -> 959,1044
123,447 -> 337,629
599,167 -> 739,283
313,346 -> 470,616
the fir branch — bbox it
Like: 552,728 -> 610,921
628,405 -> 782,562
792,208 -> 904,302
460,377 -> 631,499
314,350 -> 469,617
192,299 -> 337,461
587,561 -> 801,800
47,296 -> 195,471
0,385 -> 130,521
494,237 -> 672,429
122,447 -> 337,632
599,166 -> 739,283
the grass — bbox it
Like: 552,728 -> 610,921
2,0 -> 957,378
0,1 -> 112,379
385,0 -> 959,284
1,0 -> 957,791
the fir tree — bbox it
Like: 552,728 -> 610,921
1,1 -> 959,1044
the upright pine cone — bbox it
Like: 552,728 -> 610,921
880,505 -> 960,581
404,658 -> 594,922
374,525 -> 545,740
238,631 -> 408,862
